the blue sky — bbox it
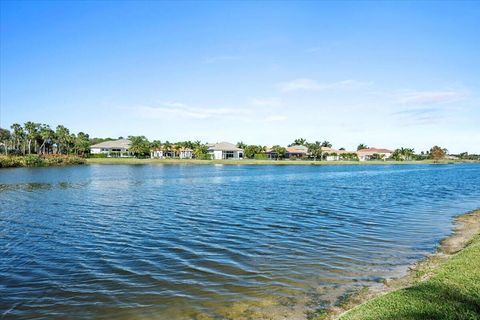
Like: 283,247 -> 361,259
1,1 -> 479,153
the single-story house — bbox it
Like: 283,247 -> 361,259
90,139 -> 133,157
285,145 -> 308,159
321,147 -> 341,161
265,145 -> 308,159
265,147 -> 277,159
207,142 -> 243,160
356,148 -> 393,161
321,147 -> 357,161
151,146 -> 193,159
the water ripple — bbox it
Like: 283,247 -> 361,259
1,164 -> 479,319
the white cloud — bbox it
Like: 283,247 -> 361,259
264,115 -> 288,122
396,90 -> 467,105
278,78 -> 372,92
251,97 -> 282,107
131,102 -> 248,120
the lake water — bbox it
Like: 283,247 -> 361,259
1,163 -> 480,319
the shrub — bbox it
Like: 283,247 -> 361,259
0,155 -> 85,168
254,154 -> 267,160
24,155 -> 45,167
195,153 -> 213,160
43,155 -> 85,166
0,156 -> 24,168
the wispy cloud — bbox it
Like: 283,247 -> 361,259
202,55 -> 241,64
264,115 -> 288,122
131,102 -> 248,120
396,90 -> 467,105
251,97 -> 282,107
278,78 -> 372,92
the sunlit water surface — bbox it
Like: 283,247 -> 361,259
1,164 -> 480,319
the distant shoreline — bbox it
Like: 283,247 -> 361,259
2,156 -> 478,169
85,158 -> 480,166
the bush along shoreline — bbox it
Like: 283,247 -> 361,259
0,155 -> 86,168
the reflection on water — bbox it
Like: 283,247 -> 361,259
1,164 -> 479,319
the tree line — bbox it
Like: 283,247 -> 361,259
1,124 -> 477,161
0,122 -> 91,156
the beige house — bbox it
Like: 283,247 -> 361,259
356,148 -> 393,161
265,145 -> 308,159
90,139 -> 133,157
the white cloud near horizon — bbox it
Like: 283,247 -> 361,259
278,78 -> 373,92
128,101 -> 290,124
131,102 -> 249,120
264,115 -> 288,122
250,97 -> 282,107
396,90 -> 467,105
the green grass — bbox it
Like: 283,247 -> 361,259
339,234 -> 480,320
85,158 -> 471,166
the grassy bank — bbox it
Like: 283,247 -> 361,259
0,155 -> 86,168
85,158 -> 475,166
319,210 -> 480,320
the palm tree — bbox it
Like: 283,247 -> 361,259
290,138 -> 307,146
173,144 -> 182,158
272,145 -> 286,160
75,132 -> 90,156
237,141 -> 247,149
163,141 -> 172,157
128,136 -> 150,158
38,124 -> 55,154
10,123 -> 25,154
307,141 -> 322,161
0,128 -> 11,155
403,148 -> 415,161
55,125 -> 70,154
24,121 -> 41,154
357,143 -> 368,151
321,140 -> 332,148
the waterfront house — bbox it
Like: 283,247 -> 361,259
265,147 -> 277,160
285,145 -> 308,159
356,148 -> 393,161
90,139 -> 133,157
151,146 -> 193,159
321,147 -> 357,161
265,145 -> 308,159
321,147 -> 341,161
207,142 -> 243,160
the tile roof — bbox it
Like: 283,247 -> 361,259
90,139 -> 131,149
207,142 -> 243,151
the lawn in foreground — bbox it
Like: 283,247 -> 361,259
339,233 -> 480,320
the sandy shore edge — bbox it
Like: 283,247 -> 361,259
316,209 -> 480,320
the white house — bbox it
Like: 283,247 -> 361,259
90,139 -> 133,157
207,142 -> 243,160
151,147 -> 193,159
356,148 -> 393,161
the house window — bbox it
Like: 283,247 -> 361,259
223,151 -> 234,159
